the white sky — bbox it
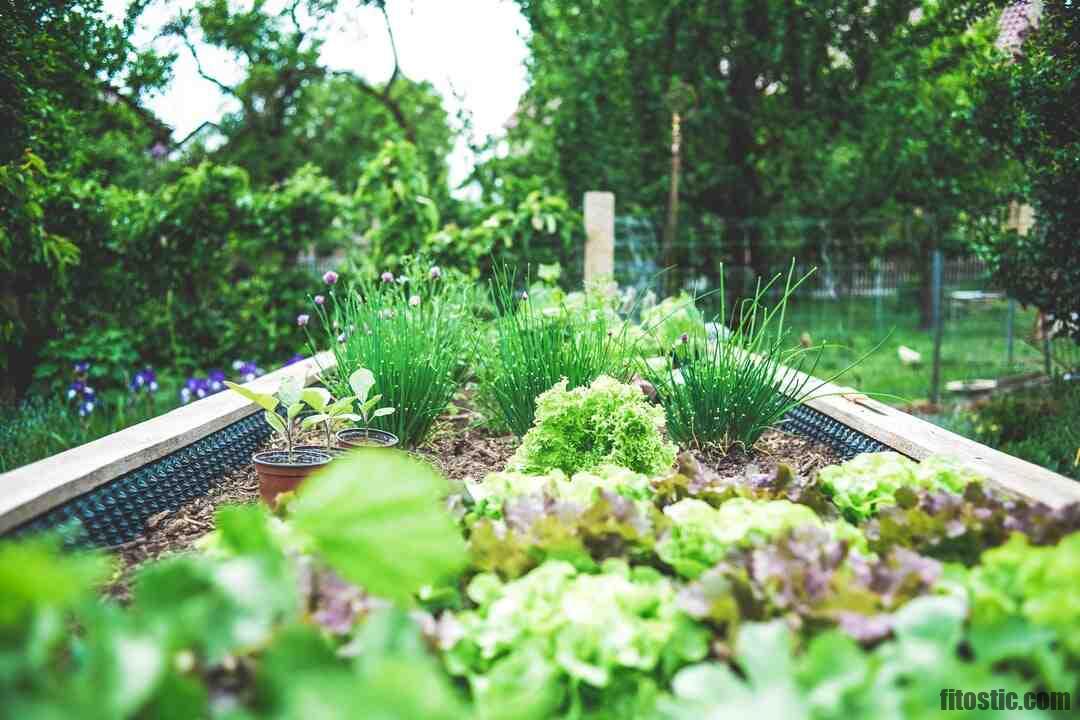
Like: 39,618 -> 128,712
106,0 -> 530,191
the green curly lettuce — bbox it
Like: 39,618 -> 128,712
657,497 -> 865,578
510,376 -> 677,476
444,559 -> 708,719
818,452 -> 982,522
468,464 -> 652,508
964,531 -> 1080,692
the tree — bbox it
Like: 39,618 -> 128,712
499,3 -> 1003,279
167,0 -> 454,193
973,1 -> 1080,343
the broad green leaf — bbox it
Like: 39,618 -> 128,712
302,414 -> 332,430
348,368 -> 376,403
287,449 -> 467,601
286,401 -> 305,421
224,381 -> 278,412
372,407 -> 395,418
329,397 -> 355,415
302,388 -> 332,412
278,375 -> 304,407
0,537 -> 110,628
264,410 -> 287,436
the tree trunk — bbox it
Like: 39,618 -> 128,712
661,112 -> 682,296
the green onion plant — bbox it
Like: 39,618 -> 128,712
643,261 -> 864,452
479,268 -> 639,437
307,261 -> 473,447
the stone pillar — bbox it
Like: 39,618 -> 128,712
583,191 -> 615,284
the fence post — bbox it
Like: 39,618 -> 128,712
930,249 -> 944,405
584,191 -> 615,285
1005,298 -> 1016,366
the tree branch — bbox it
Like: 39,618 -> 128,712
380,4 -> 401,93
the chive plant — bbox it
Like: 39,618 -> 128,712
307,261 -> 472,447
479,269 -> 638,437
644,262 -> 857,452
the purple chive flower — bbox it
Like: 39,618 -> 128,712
323,270 -> 339,285
409,295 -> 421,307
314,294 -> 325,306
381,271 -> 394,283
429,266 -> 442,280
297,313 -> 310,327
679,333 -> 689,344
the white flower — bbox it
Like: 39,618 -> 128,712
409,295 -> 421,307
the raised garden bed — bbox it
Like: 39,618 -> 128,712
4,270 -> 1080,718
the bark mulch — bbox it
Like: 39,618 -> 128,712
103,407 -> 841,598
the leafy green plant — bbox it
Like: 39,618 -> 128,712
643,264 -> 861,452
480,270 -> 637,437
300,369 -> 395,447
442,559 -> 709,719
309,262 -> 471,447
656,497 -> 864,579
509,375 -> 676,476
225,375 -> 307,457
817,452 -> 980,522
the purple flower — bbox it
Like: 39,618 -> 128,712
323,270 -> 339,285
129,367 -> 158,394
381,271 -> 394,283
74,361 -> 90,375
234,361 -> 262,382
679,333 -> 689,344
429,266 -> 442,280
314,294 -> 325,306
284,353 -> 305,366
78,400 -> 95,418
208,369 -> 226,392
297,313 -> 310,327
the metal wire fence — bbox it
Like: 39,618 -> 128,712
614,214 -> 1058,405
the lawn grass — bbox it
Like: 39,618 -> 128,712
775,296 -> 1046,403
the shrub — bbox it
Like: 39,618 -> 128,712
309,261 -> 472,447
509,375 -> 676,477
480,271 -> 636,436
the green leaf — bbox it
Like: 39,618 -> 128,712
372,407 -> 395,418
302,413 -> 332,430
224,381 -> 278,412
348,368 -> 376,403
287,449 -> 467,601
278,375 -> 304,407
286,401 -> 305,421
264,410 -> 287,436
302,388 -> 333,412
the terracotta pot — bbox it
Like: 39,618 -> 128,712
336,427 -> 400,449
252,449 -> 332,507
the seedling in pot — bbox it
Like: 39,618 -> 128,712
225,375 -> 309,458
335,368 -> 399,448
298,385 -> 365,449
225,375 -> 332,506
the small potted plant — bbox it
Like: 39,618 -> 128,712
334,368 -> 399,448
225,375 -> 332,507
292,386 -> 357,457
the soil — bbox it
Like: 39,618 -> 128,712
103,405 -> 841,599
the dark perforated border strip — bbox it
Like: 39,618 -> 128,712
6,413 -> 270,548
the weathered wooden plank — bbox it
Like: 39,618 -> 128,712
0,352 -> 337,535
795,372 -> 1080,509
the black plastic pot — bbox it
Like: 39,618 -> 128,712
294,444 -> 348,458
336,427 -> 400,449
252,449 -> 332,507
